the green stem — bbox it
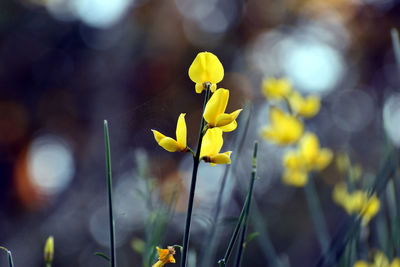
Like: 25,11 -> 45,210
0,247 -> 14,267
180,85 -> 211,267
218,142 -> 258,267
234,142 -> 258,267
304,175 -> 329,253
104,120 -> 116,267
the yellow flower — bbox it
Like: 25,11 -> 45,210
298,132 -> 333,171
203,88 -> 242,132
152,246 -> 176,267
373,251 -> 390,267
288,91 -> 321,118
152,114 -> 187,152
282,169 -> 308,187
200,128 -> 231,166
188,52 -> 224,94
360,194 -> 380,225
354,252 -> 400,267
44,236 -> 54,264
332,183 -> 380,225
261,107 -> 304,145
261,77 -> 292,100
353,261 -> 370,267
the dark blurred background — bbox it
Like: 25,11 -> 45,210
1,0 -> 400,266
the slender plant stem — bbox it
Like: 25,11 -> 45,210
234,142 -> 258,267
0,247 -> 14,267
218,142 -> 258,267
304,175 -> 329,253
104,120 -> 116,267
180,85 -> 211,267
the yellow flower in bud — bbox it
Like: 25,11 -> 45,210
152,246 -> 176,267
261,107 -> 304,145
261,78 -> 292,100
200,128 -> 231,166
298,132 -> 333,171
288,91 -> 321,118
44,236 -> 54,264
282,169 -> 308,187
188,52 -> 224,94
152,114 -> 187,152
203,88 -> 242,132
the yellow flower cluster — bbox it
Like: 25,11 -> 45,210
152,246 -> 176,267
354,251 -> 400,267
333,182 -> 380,225
151,52 -> 241,166
260,78 -> 332,186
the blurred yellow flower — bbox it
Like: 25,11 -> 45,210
188,52 -> 224,94
261,107 -> 304,145
152,114 -> 187,152
44,236 -> 54,264
152,246 -> 176,267
354,261 -> 369,267
203,88 -> 242,132
354,251 -> 400,267
282,169 -> 308,187
298,132 -> 333,171
200,128 -> 231,166
261,77 -> 292,100
288,91 -> 321,118
332,183 -> 380,225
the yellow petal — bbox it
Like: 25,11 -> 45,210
176,113 -> 187,148
282,169 -> 308,187
332,182 -> 348,207
188,52 -> 224,85
204,88 -> 229,125
195,83 -> 204,94
219,120 -> 237,132
168,255 -> 176,263
283,150 -> 305,170
361,194 -> 380,225
353,261 -> 369,267
158,137 -> 182,152
210,83 -> 217,92
392,258 -> 400,267
315,148 -> 333,171
209,151 -> 232,165
374,251 -> 389,267
263,108 -> 304,145
152,130 -> 167,143
299,132 -> 320,164
215,109 -> 241,131
298,95 -> 321,118
200,128 -> 223,158
261,78 -> 292,100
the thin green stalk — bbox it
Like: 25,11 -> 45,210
234,141 -> 258,267
218,142 -> 258,267
391,28 -> 400,72
0,247 -> 14,267
180,85 -> 211,267
217,196 -> 248,267
304,175 -> 329,253
104,120 -> 116,267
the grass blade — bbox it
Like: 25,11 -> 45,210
104,120 -> 116,267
